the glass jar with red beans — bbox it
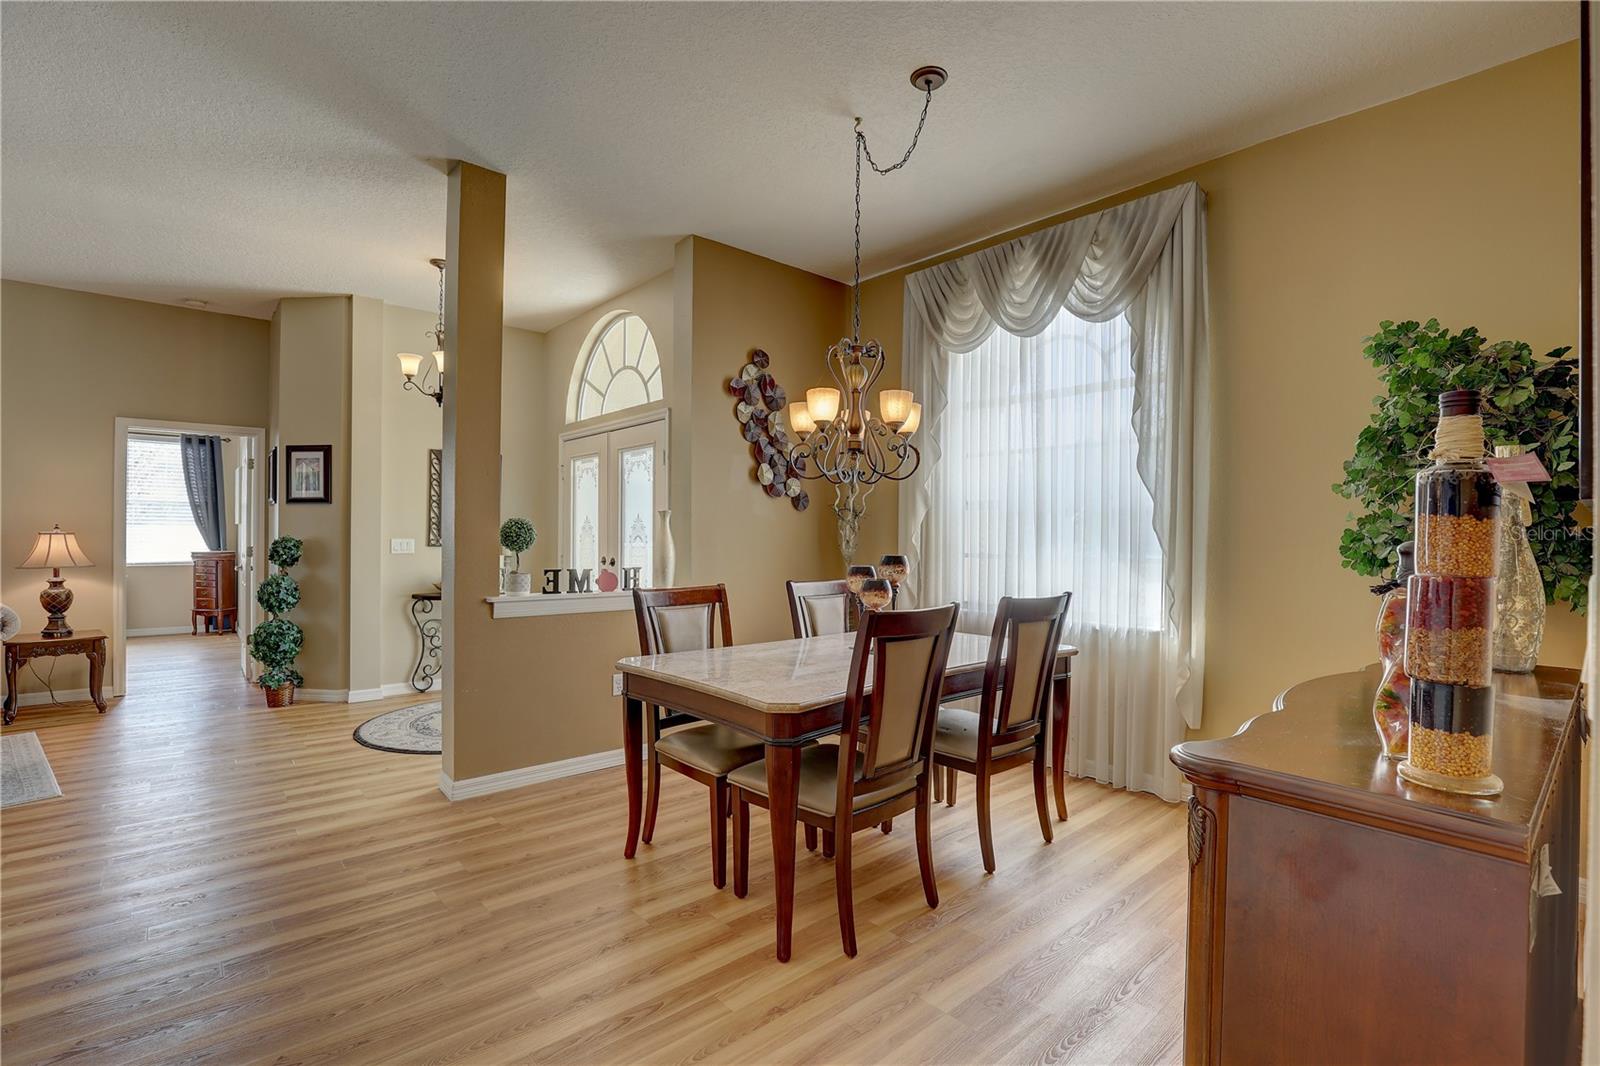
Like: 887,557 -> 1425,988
1398,389 -> 1503,796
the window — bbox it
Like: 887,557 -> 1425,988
924,307 -> 1163,632
559,418 -> 667,588
576,314 -> 661,421
127,436 -> 208,564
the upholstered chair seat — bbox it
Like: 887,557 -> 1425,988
729,747 -> 917,818
933,707 -> 1037,762
656,723 -> 765,778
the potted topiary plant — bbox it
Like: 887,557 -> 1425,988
499,518 -> 537,595
250,535 -> 305,706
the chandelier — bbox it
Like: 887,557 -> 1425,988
785,66 -> 945,562
396,257 -> 447,406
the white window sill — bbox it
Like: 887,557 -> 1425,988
485,591 -> 634,619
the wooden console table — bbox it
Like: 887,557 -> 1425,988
4,629 -> 108,724
1170,666 -> 1583,1065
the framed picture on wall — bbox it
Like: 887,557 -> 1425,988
285,444 -> 333,504
268,446 -> 279,506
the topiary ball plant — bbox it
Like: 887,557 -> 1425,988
268,535 -> 303,570
499,518 -> 536,572
252,534 -> 306,702
1334,318 -> 1589,613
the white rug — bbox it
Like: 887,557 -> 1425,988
353,701 -> 441,755
2,732 -> 62,808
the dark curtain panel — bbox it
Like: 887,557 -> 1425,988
180,434 -> 227,551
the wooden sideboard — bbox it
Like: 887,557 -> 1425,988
1170,665 -> 1584,1065
191,551 -> 237,635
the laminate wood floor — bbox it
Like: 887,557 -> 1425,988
2,635 -> 1187,1065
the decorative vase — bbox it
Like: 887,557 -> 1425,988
507,571 -> 533,595
1371,541 -> 1415,759
657,509 -> 676,588
1399,389 -> 1502,796
264,683 -> 296,708
1491,444 -> 1545,674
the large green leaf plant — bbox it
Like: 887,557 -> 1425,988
1334,319 -> 1589,614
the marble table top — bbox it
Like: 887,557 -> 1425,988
617,631 -> 1077,715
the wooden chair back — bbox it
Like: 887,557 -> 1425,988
978,593 -> 1072,754
632,584 -> 734,656
785,579 -> 852,638
836,604 -> 959,810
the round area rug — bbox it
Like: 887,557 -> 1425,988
354,701 -> 441,755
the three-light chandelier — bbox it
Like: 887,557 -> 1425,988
784,66 -> 945,562
396,257 -> 447,406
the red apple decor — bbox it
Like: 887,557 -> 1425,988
728,348 -> 810,512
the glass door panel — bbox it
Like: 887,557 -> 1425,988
618,443 -> 654,588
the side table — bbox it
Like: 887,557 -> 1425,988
4,629 -> 108,724
410,593 -> 442,692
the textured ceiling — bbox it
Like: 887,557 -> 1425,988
0,2 -> 1577,331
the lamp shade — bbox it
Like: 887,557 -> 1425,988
431,348 -> 445,373
786,401 -> 816,439
879,389 -> 913,429
397,352 -> 423,380
20,526 -> 93,569
900,402 -> 923,437
806,387 -> 841,424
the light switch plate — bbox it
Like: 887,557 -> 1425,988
612,673 -> 624,696
391,538 -> 415,555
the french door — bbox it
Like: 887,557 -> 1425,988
558,415 -> 667,588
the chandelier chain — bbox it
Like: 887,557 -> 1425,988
852,83 -> 934,340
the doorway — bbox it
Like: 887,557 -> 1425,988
112,418 -> 266,699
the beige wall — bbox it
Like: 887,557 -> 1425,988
1,281 -> 269,694
269,297 -> 353,693
442,232 -> 851,781
855,43 -> 1586,742
684,237 -> 848,643
378,301 -> 547,691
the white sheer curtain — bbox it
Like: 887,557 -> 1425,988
900,181 -> 1209,801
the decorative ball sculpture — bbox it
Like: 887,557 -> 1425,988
728,348 -> 809,512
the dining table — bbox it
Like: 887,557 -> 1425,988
617,629 -> 1078,962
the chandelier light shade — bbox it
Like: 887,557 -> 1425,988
785,65 -> 946,562
396,257 -> 447,406
901,402 -> 922,437
878,389 -> 913,430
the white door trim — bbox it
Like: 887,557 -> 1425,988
113,417 -> 267,699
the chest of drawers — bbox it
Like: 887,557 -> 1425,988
191,550 -> 237,634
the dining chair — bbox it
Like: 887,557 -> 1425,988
933,593 -> 1072,874
729,603 -> 960,957
632,584 -> 764,889
785,578 -> 853,638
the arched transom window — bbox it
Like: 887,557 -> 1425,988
578,313 -> 661,421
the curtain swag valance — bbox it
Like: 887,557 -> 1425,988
899,181 -> 1209,796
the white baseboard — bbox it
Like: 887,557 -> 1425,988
127,626 -> 200,637
295,688 -> 350,703
381,680 -> 438,698
14,688 -> 93,708
438,747 -> 626,801
346,687 -> 385,703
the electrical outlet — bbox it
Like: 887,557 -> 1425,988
612,673 -> 624,697
391,538 -> 415,554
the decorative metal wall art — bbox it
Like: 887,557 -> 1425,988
427,448 -> 443,547
728,349 -> 809,512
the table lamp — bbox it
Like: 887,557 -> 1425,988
19,525 -> 93,637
